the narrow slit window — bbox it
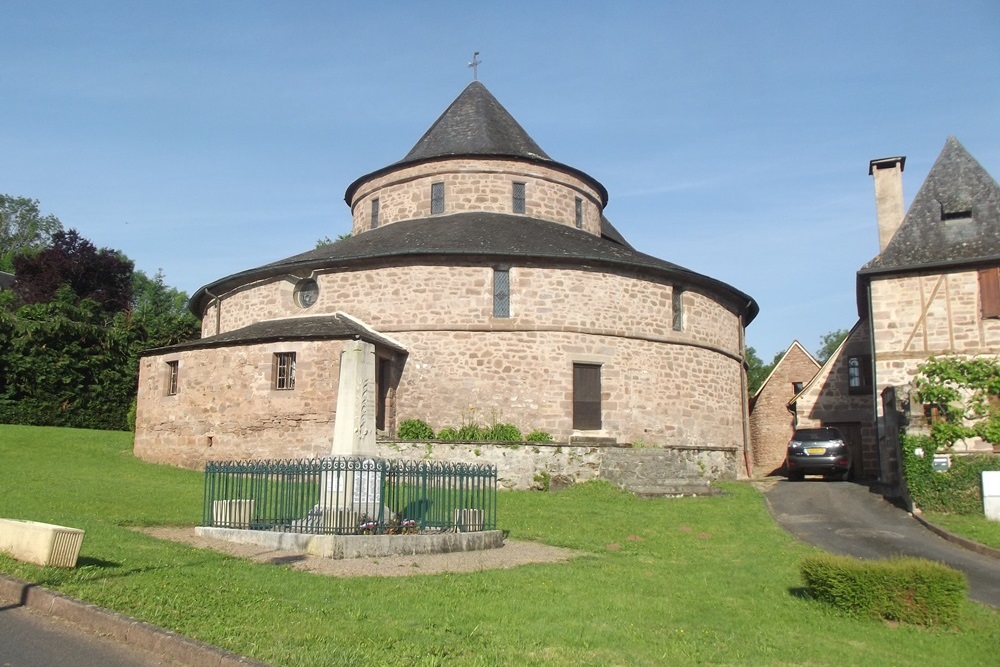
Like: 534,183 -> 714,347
672,287 -> 685,332
847,355 -> 872,395
370,198 -> 380,229
575,197 -> 583,229
273,352 -> 296,390
166,361 -> 178,396
431,182 -> 444,214
512,182 -> 526,214
573,363 -> 602,430
493,268 -> 510,318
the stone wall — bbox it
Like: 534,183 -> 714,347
203,263 -> 741,356
869,270 -> 1000,401
748,343 -> 820,477
381,441 -> 738,494
348,159 -> 604,237
793,323 -> 879,478
144,259 -> 750,467
390,329 -> 744,447
134,340 -> 347,467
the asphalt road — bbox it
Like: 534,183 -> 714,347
0,602 -> 171,667
765,478 -> 1000,608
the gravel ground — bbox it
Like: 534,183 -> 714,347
138,527 -> 579,577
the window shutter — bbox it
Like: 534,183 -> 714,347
573,363 -> 602,430
980,268 -> 1000,319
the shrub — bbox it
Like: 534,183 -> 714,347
397,419 -> 434,440
487,422 -> 522,442
526,429 -> 553,443
901,433 -> 1000,514
800,553 -> 967,626
436,426 -> 460,441
458,422 -> 487,441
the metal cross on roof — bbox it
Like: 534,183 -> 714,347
468,51 -> 481,80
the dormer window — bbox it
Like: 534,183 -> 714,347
942,209 -> 972,221
431,182 -> 444,214
512,182 -> 526,214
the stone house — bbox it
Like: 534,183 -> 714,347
748,341 -> 820,477
133,81 -> 759,473
793,137 -> 1000,481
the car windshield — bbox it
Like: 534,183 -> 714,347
793,428 -> 842,442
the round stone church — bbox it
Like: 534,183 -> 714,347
134,81 -> 758,469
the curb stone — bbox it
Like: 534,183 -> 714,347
0,573 -> 273,667
911,513 -> 1000,560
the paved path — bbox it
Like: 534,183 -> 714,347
764,478 -> 1000,608
0,602 -> 171,667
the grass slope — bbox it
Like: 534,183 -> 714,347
1,424 -> 998,666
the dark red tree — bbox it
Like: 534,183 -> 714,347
13,229 -> 134,314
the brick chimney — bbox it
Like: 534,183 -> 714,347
869,156 -> 906,252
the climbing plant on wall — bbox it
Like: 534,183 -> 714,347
901,356 -> 1000,513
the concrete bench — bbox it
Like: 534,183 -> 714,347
0,519 -> 85,567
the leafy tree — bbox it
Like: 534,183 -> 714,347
0,220 -> 200,430
13,229 -> 134,314
0,195 -> 63,272
132,269 -> 200,348
816,328 -> 849,363
747,347 -> 771,395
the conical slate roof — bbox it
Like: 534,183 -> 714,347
345,82 -> 608,206
401,81 -> 551,163
860,137 -> 1000,276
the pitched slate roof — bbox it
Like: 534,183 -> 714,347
345,82 -> 608,206
142,313 -> 407,356
189,212 -> 758,322
859,137 -> 1000,277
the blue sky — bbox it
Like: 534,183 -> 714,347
2,1 -> 998,362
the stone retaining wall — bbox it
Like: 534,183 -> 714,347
380,440 -> 740,495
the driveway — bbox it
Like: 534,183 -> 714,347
764,478 -> 1000,608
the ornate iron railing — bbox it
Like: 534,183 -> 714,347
202,457 -> 497,535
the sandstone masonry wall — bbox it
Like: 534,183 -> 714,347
134,340 -> 347,468
748,344 -> 820,477
348,159 -> 603,236
793,323 -> 879,478
203,264 -> 741,355
870,271 -> 1000,397
390,329 -> 745,448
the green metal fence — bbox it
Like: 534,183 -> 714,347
202,456 -> 497,535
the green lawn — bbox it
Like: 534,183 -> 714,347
1,424 -> 998,666
923,511 -> 1000,551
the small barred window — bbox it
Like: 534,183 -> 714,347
166,361 -> 178,396
370,198 -> 380,229
273,352 -> 296,390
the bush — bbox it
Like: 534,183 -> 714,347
487,422 -> 522,442
436,426 -> 460,441
458,422 -> 488,441
800,553 -> 967,626
397,419 -> 434,440
526,429 -> 553,443
901,433 -> 1000,514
